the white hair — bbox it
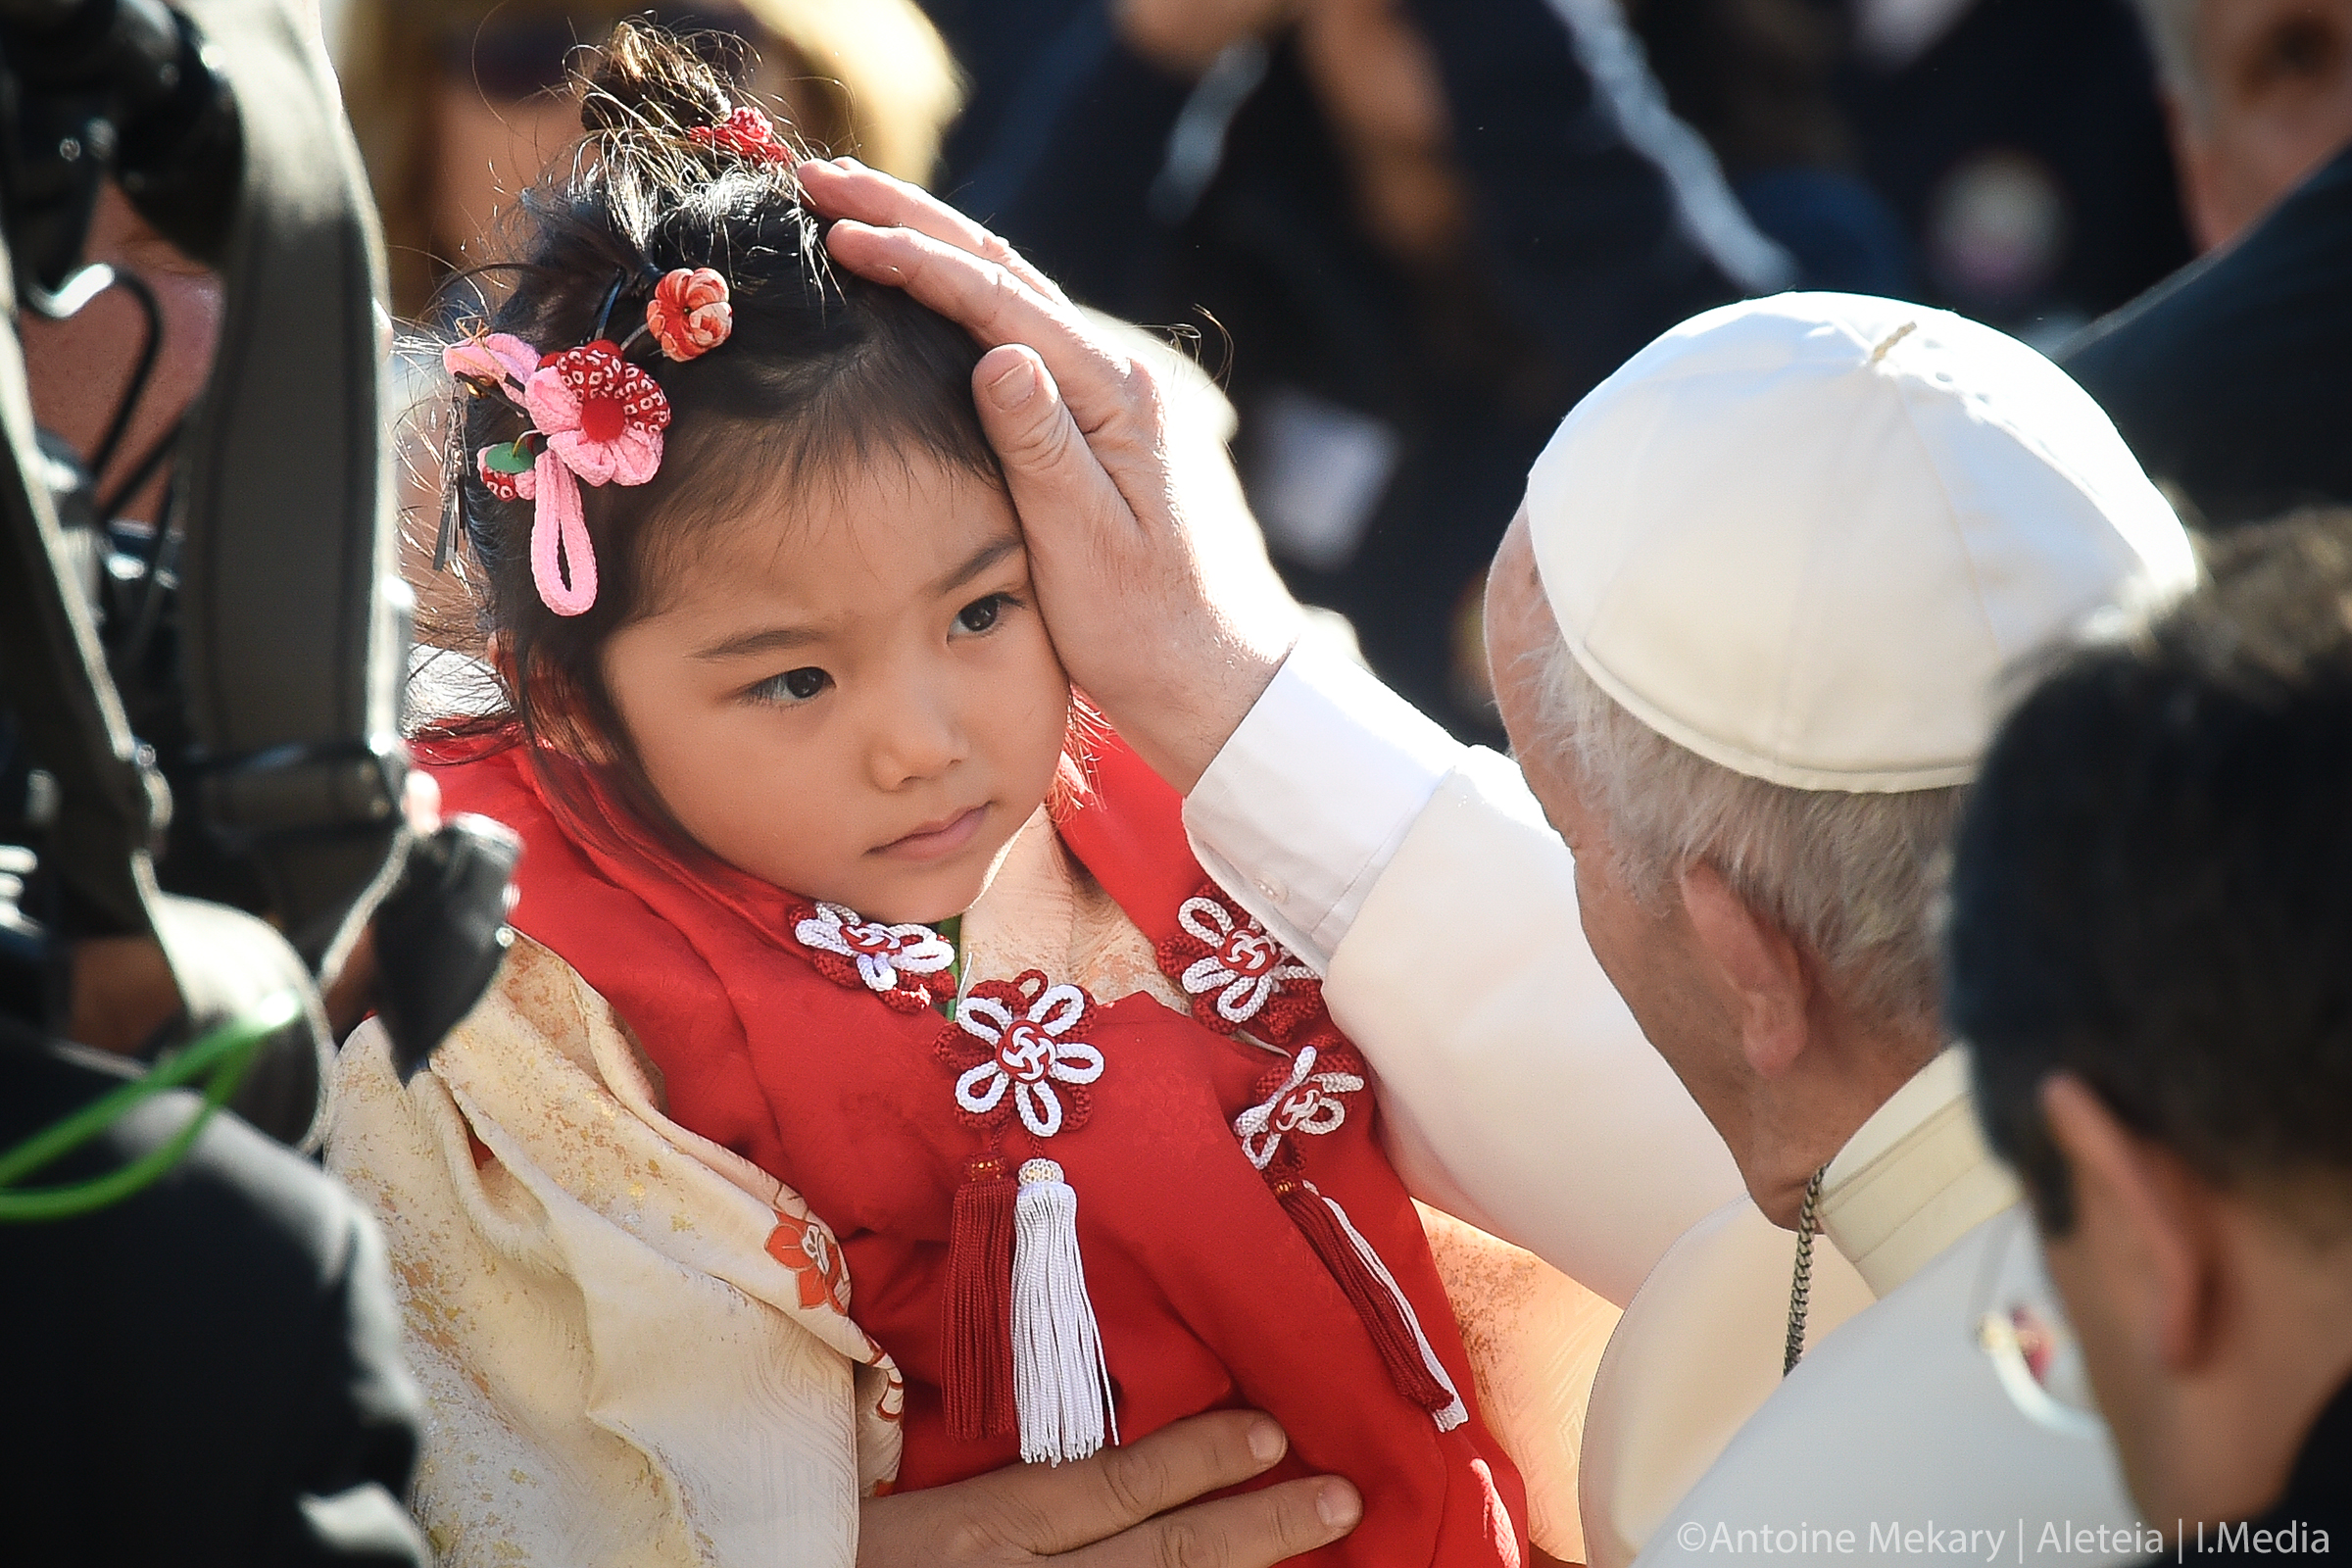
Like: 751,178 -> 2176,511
1532,638 -> 1966,1026
2132,0 -> 2207,115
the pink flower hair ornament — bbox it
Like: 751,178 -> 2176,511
444,251 -> 739,612
446,308 -> 703,616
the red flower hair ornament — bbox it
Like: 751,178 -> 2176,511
647,267 -> 732,362
687,104 -> 793,164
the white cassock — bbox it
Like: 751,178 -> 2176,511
1614,1051 -> 2150,1567
1184,640 -> 2149,1566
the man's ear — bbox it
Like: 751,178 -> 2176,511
1679,860 -> 1810,1078
2041,1073 -> 2220,1372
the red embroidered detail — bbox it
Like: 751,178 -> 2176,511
539,342 -> 669,448
792,900 -> 956,1012
688,105 -> 794,164
764,1208 -> 852,1313
936,970 -> 1102,1140
1155,884 -> 1321,1042
1233,1041 -> 1367,1171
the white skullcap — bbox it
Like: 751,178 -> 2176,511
1526,292 -> 2196,793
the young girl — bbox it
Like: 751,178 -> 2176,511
331,24 -> 1605,1567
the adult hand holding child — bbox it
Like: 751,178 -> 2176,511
856,1409 -> 1361,1566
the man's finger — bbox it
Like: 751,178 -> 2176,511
822,219 -> 1140,434
972,346 -> 1140,551
1063,1477 -> 1365,1568
796,157 -> 1071,305
976,1410 -> 1295,1555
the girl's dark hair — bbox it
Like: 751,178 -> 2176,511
439,20 -> 1000,777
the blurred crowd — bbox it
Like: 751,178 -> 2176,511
313,0 -> 2352,742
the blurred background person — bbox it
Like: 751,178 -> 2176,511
1622,0 -> 1915,299
2135,0 -> 2352,246
1627,0 -> 2194,340
1628,0 -> 2194,341
1812,0 -> 2189,343
919,0 -> 2199,742
330,0 -> 959,318
1949,511 -> 2352,1557
2062,0 -> 2352,528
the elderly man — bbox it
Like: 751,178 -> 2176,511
1948,514 -> 2352,1557
2061,0 -> 2352,525
1475,297 -> 2194,1566
805,167 -> 2190,1563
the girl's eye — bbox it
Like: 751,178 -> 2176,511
956,594 -> 1007,635
752,666 -> 831,704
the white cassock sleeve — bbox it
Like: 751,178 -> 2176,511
1184,641 -> 1742,1305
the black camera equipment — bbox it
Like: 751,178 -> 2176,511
0,0 -> 515,1199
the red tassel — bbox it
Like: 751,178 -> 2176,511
1274,1175 -> 1456,1413
943,1152 -> 1018,1441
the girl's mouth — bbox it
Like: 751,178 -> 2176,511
874,805 -> 987,861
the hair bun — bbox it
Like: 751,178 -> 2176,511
580,18 -> 748,140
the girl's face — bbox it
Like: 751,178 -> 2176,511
601,452 -> 1071,924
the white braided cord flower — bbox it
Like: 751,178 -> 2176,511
1232,1046 -> 1366,1170
1175,896 -> 1315,1025
795,902 -> 956,994
953,982 -> 1102,1139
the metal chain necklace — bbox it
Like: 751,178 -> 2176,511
1782,1164 -> 1827,1376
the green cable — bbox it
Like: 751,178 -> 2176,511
0,991 -> 303,1223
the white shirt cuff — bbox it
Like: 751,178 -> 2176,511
1181,638 -> 1466,970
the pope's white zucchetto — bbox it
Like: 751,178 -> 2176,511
1526,292 -> 2197,793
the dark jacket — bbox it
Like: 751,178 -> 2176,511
0,1018 -> 426,1564
2063,141 -> 2352,530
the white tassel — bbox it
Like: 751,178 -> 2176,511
1315,1184 -> 1470,1432
1012,1158 -> 1118,1464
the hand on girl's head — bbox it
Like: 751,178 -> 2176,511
600,450 -> 1072,925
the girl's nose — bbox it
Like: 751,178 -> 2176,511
865,678 -> 970,790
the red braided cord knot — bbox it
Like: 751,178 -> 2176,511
1154,883 -> 1322,1043
1235,1037 -> 1367,1172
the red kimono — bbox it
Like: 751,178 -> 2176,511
431,732 -> 1530,1567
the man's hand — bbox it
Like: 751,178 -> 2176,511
798,158 -> 1304,795
856,1410 -> 1361,1566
